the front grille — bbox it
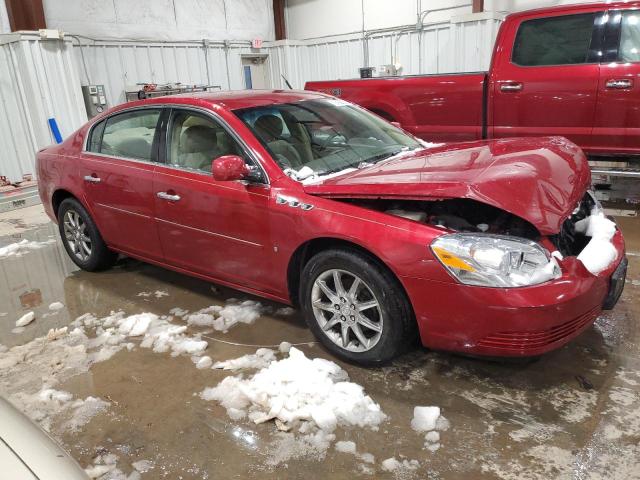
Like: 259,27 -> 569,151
550,192 -> 595,256
477,305 -> 600,353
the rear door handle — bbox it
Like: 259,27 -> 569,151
157,191 -> 181,202
500,82 -> 523,92
83,175 -> 101,183
606,78 -> 633,89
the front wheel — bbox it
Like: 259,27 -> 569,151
58,198 -> 118,271
300,248 -> 415,366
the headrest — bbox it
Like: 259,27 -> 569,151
254,114 -> 284,141
180,125 -> 217,153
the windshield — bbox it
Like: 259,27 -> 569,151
234,98 -> 421,181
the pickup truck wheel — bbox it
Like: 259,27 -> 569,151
300,248 -> 413,366
58,198 -> 118,271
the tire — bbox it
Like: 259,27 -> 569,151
58,198 -> 118,271
300,248 -> 415,366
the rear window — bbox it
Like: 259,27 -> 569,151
512,13 -> 596,66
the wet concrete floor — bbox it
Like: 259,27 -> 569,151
0,205 -> 639,479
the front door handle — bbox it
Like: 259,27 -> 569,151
606,78 -> 633,89
157,191 -> 181,202
83,175 -> 101,183
500,82 -> 523,92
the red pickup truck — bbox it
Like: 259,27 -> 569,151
306,2 -> 640,158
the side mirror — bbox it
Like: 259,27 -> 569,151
211,155 -> 250,181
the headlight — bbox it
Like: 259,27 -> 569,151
431,234 -> 561,287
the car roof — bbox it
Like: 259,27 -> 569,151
506,1 -> 640,19
136,89 -> 329,111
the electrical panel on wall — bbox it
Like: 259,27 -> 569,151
81,85 -> 108,118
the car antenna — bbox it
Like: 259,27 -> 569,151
281,74 -> 293,90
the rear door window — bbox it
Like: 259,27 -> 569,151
99,109 -> 161,161
619,10 -> 640,62
512,13 -> 597,66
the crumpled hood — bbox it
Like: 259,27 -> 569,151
303,137 -> 591,235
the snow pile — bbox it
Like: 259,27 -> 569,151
411,406 -> 450,452
169,307 -> 189,317
201,347 -> 386,432
334,440 -> 375,467
212,348 -> 276,371
0,238 -> 56,258
11,387 -> 109,432
575,211 -> 618,275
185,299 -> 263,332
73,311 -> 208,358
15,311 -> 35,327
195,356 -> 213,369
85,453 -> 118,479
381,457 -> 420,473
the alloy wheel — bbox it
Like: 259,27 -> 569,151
311,269 -> 383,352
63,210 -> 92,262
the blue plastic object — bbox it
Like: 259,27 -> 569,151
48,118 -> 63,144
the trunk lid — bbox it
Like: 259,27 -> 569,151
303,137 -> 590,235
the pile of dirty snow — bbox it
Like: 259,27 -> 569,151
575,211 -> 618,275
72,311 -> 208,359
184,299 -> 263,332
411,406 -> 450,452
212,347 -> 276,371
381,457 -> 420,473
201,347 -> 386,432
0,238 -> 56,258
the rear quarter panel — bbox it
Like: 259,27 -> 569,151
37,129 -> 87,223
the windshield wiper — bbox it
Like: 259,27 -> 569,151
365,150 -> 403,164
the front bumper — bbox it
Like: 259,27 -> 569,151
402,229 -> 626,357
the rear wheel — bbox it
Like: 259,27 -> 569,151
300,248 -> 414,366
58,198 -> 118,271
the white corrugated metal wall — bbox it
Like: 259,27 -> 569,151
265,13 -> 503,89
0,33 -> 86,182
0,13 -> 502,182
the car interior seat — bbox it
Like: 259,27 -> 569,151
179,125 -> 220,171
254,114 -> 303,169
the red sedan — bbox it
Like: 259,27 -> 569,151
36,90 -> 627,365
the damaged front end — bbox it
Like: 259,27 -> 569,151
333,191 -> 623,289
337,197 -> 562,287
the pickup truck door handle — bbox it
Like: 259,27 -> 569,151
606,79 -> 633,89
157,191 -> 181,202
500,82 -> 523,92
83,175 -> 101,183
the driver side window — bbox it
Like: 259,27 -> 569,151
166,110 -> 248,174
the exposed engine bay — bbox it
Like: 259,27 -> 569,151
337,198 -> 541,240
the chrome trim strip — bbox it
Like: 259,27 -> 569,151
155,217 -> 263,247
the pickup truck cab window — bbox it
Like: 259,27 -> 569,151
512,13 -> 597,66
620,10 -> 640,62
98,109 -> 161,162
